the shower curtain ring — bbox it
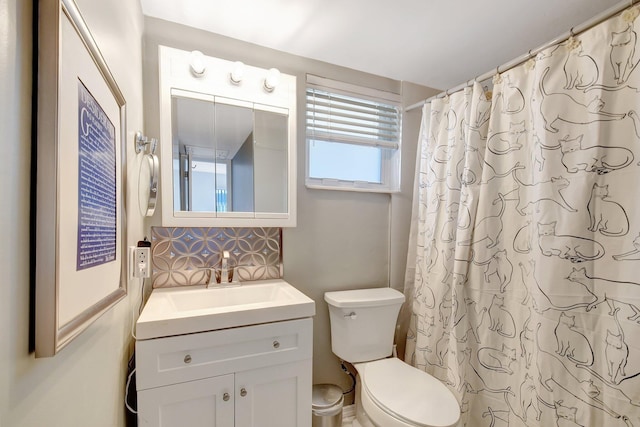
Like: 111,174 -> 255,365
444,89 -> 451,102
493,67 -> 503,85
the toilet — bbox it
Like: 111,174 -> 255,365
325,288 -> 460,427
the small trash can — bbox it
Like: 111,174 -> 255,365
312,384 -> 344,427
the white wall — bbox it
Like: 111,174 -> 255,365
0,0 -> 145,425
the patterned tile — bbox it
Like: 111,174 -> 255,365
151,227 -> 282,288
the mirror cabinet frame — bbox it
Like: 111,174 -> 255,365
158,45 -> 297,227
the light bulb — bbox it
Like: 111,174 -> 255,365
189,50 -> 206,77
264,68 -> 281,92
230,61 -> 245,84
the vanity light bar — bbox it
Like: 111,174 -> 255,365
189,50 -> 281,92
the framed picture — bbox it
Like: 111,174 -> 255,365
35,0 -> 127,357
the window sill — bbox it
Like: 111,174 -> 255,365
305,178 -> 399,194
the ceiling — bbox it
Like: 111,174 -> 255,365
140,0 -> 622,90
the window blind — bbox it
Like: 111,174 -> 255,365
306,87 -> 400,149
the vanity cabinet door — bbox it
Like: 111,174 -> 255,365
235,359 -> 312,427
137,374 -> 234,427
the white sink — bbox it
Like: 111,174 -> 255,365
136,279 -> 315,340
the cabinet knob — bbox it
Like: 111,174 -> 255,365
184,354 -> 192,364
240,388 -> 247,397
223,393 -> 230,402
273,340 -> 280,349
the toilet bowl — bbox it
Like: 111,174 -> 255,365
356,358 -> 460,427
325,288 -> 460,427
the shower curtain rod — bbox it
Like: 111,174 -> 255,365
405,0 -> 639,112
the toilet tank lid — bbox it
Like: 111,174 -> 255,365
325,288 -> 405,308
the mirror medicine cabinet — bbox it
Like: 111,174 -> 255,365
159,46 -> 297,227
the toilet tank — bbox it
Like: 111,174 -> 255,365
324,288 -> 405,363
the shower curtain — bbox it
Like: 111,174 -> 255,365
405,6 -> 640,427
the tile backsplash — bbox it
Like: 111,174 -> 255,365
151,227 -> 282,288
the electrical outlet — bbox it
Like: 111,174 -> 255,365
133,247 -> 151,278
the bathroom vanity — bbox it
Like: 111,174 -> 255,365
135,280 -> 315,427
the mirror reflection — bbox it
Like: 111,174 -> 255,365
253,110 -> 287,213
171,94 -> 287,214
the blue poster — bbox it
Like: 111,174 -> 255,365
76,79 -> 117,271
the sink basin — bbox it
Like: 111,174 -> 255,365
136,279 -> 315,340
167,283 -> 296,311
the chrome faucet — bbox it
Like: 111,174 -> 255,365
203,251 -> 239,288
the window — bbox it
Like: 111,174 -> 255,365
306,75 -> 401,193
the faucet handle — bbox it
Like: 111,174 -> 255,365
198,267 -> 218,286
221,251 -> 230,270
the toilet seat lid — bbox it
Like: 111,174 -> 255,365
362,358 -> 460,427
